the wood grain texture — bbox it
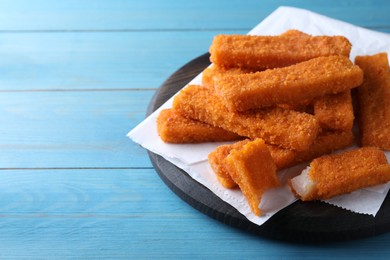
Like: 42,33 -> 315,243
0,31 -> 244,91
148,53 -> 390,243
0,0 -> 389,258
0,0 -> 388,31
0,91 -> 154,168
0,168 -> 389,259
0,5 -> 388,91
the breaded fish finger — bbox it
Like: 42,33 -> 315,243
208,140 -> 250,189
265,130 -> 355,170
292,130 -> 355,166
266,144 -> 297,170
213,55 -> 363,111
157,109 -> 242,143
313,90 -> 354,131
208,139 -> 295,187
173,85 -> 320,151
203,65 -> 311,111
209,33 -> 352,70
355,53 -> 390,150
224,138 -> 280,216
202,65 -> 251,89
289,147 -> 390,201
281,29 -> 310,37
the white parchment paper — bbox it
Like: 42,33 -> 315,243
128,6 -> 390,225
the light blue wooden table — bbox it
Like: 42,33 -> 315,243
1,0 -> 389,258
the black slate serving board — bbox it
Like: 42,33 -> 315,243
146,53 -> 390,243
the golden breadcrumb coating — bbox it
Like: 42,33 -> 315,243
224,138 -> 279,216
208,140 -> 295,188
156,109 -> 242,143
213,55 -> 363,111
291,147 -> 390,201
293,130 -> 355,166
202,65 -> 251,89
203,64 -> 312,111
208,140 -> 250,189
266,144 -> 297,170
155,33 -> 390,211
209,33 -> 352,70
172,85 -> 320,151
266,130 -> 355,170
355,53 -> 390,150
313,90 -> 354,131
281,29 -> 310,37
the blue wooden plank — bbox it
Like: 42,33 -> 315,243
0,1 -> 389,259
0,168 -> 389,258
0,31 -> 246,91
0,91 -> 154,168
1,27 -> 389,92
0,0 -> 388,31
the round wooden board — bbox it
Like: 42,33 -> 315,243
146,53 -> 390,243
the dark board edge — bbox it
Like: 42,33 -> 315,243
145,53 -> 390,243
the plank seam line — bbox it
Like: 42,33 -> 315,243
0,28 -> 251,33
0,167 -> 154,170
0,26 -> 387,33
0,214 -> 167,218
0,88 -> 157,92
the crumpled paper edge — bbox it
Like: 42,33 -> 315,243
128,6 -> 390,225
323,184 -> 390,216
